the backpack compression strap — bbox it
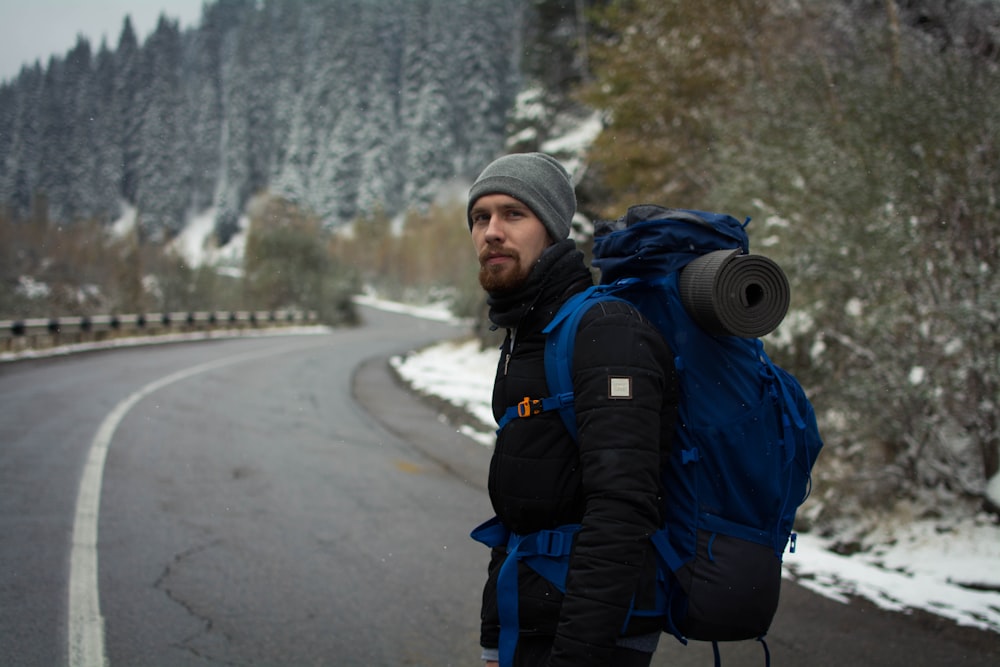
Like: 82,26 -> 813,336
470,516 -> 580,667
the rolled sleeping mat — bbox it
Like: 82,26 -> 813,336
678,249 -> 790,338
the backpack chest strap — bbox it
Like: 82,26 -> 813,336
495,392 -> 575,434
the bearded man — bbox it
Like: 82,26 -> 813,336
466,153 -> 679,667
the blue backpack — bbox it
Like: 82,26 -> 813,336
473,205 -> 823,666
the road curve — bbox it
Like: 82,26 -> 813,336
1,306 -> 489,666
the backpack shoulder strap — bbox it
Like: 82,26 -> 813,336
542,284 -> 631,441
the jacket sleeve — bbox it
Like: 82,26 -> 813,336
480,545 -> 505,650
547,301 -> 677,667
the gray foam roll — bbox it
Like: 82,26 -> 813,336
678,249 -> 790,338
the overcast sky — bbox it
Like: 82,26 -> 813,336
0,1 -> 205,83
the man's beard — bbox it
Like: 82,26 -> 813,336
478,249 -> 531,293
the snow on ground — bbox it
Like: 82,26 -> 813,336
787,520 -> 1000,633
109,203 -> 247,276
389,336 -> 498,447
168,206 -> 248,275
377,299 -> 1000,637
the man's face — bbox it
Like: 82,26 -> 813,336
470,194 -> 552,293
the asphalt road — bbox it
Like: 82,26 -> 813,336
1,305 -> 998,666
1,307 -> 486,666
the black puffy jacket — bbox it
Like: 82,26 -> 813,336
480,242 -> 678,667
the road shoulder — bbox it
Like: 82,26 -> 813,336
352,354 -> 491,492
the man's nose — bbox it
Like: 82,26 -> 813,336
484,216 -> 504,242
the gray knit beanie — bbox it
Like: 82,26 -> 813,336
466,152 -> 576,241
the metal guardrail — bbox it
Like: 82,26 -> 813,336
0,310 -> 319,354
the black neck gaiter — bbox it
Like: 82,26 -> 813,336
486,239 -> 592,329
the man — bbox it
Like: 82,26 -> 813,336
467,152 -> 679,667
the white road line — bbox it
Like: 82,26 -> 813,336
67,348 -> 298,667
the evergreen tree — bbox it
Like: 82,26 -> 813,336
197,1 -> 257,242
260,0 -> 306,173
453,0 -> 524,175
0,83 -> 11,200
135,16 -> 186,237
399,0 -> 462,204
91,42 -> 124,222
0,66 -> 45,218
186,0 -> 250,216
114,17 -> 144,205
355,64 -> 405,216
298,1 -> 362,223
36,55 -> 75,223
341,2 -> 404,216
62,37 -> 103,222
214,9 -> 257,241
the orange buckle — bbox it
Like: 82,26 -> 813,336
517,396 -> 542,418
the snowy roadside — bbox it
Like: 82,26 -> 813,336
381,300 -> 1000,637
